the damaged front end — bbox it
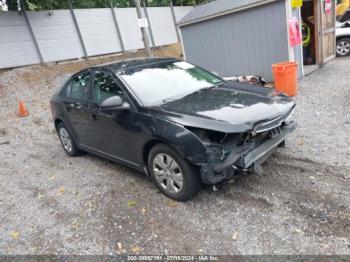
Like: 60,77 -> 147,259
186,109 -> 297,184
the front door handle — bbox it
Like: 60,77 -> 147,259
89,104 -> 101,112
65,102 -> 75,112
91,114 -> 98,121
66,102 -> 83,111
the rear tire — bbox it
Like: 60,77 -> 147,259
148,144 -> 201,201
336,38 -> 350,57
57,122 -> 83,157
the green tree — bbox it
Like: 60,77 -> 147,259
5,0 -> 207,10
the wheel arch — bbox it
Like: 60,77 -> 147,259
141,121 -> 207,168
142,139 -> 162,168
336,36 -> 350,41
54,118 -> 64,130
142,138 -> 185,167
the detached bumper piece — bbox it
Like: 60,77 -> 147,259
212,120 -> 297,176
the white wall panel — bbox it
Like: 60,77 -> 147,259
114,8 -> 144,51
146,7 -> 178,46
0,12 -> 40,68
0,7 -> 193,69
75,8 -> 122,56
27,10 -> 84,62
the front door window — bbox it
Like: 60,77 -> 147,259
92,70 -> 123,104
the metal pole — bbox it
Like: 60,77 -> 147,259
21,1 -> 44,63
109,0 -> 125,53
170,1 -> 180,42
134,0 -> 151,57
142,1 -> 156,48
68,0 -> 88,59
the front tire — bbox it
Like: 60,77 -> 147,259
336,38 -> 350,57
57,122 -> 83,157
148,144 -> 201,201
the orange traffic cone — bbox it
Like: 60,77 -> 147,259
18,101 -> 29,117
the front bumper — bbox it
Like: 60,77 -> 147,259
199,120 -> 297,184
240,120 -> 297,168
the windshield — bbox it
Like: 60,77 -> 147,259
120,61 -> 224,106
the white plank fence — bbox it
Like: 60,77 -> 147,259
0,6 -> 193,69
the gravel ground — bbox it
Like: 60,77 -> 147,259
0,55 -> 349,255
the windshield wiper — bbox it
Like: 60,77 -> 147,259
162,83 -> 224,104
162,98 -> 176,103
181,83 -> 223,99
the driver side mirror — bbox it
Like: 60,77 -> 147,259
100,96 -> 130,111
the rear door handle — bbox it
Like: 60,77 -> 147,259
90,105 -> 100,111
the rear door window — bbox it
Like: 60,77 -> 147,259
66,70 -> 91,100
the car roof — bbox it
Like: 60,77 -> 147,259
96,57 -> 181,74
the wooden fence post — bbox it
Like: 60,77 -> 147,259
21,1 -> 44,63
68,0 -> 88,59
109,0 -> 126,54
142,0 -> 156,48
170,1 -> 180,42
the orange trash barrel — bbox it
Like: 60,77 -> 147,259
272,61 -> 298,96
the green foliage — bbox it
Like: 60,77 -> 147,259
6,0 -> 207,10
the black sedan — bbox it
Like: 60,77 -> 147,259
50,57 -> 296,201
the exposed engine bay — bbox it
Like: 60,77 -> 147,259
186,109 -> 297,184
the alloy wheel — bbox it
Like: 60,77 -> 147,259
337,40 -> 350,56
152,153 -> 184,194
59,127 -> 72,153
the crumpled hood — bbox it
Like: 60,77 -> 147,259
150,82 -> 296,133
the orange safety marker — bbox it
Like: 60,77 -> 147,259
18,101 -> 29,117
